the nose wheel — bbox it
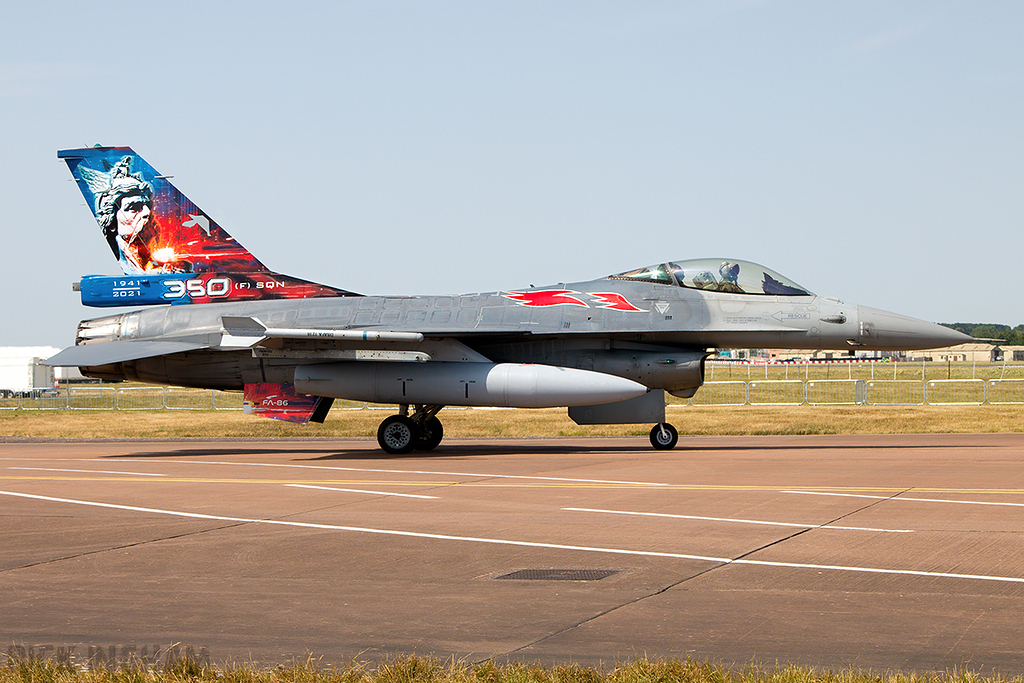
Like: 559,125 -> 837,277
376,405 -> 445,455
649,422 -> 678,450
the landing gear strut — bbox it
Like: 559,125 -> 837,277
649,422 -> 678,450
376,405 -> 445,455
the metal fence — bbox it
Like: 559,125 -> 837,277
668,378 -> 1022,407
988,379 -> 1024,405
689,381 -> 747,406
805,379 -> 860,406
864,380 -> 925,406
925,379 -> 987,406
748,379 -> 805,406
3,378 -> 1024,411
2,386 -> 239,411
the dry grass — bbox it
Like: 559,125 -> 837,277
2,656 -> 1022,683
0,404 -> 1020,440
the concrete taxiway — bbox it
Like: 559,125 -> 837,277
2,434 -> 1023,672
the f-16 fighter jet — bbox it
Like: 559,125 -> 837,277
46,147 -> 971,453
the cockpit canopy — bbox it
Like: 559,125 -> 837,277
610,259 -> 813,296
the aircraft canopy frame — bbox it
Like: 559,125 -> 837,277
610,259 -> 813,297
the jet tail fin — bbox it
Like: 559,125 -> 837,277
60,146 -> 358,306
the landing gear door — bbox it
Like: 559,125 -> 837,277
568,390 -> 666,425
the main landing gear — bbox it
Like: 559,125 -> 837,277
376,405 -> 445,455
375,406 -> 677,453
649,422 -> 678,450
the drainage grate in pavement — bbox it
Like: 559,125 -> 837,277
495,568 -> 620,581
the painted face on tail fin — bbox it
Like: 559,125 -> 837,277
60,146 -> 267,276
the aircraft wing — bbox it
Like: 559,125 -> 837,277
43,341 -> 212,367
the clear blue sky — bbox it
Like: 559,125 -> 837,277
2,1 -> 1021,346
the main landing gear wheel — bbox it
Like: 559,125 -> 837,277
414,415 -> 444,451
649,422 -> 679,450
377,415 -> 418,455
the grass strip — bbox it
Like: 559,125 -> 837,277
0,405 -> 1022,440
3,656 -> 1023,683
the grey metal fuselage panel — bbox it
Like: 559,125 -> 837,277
94,278 -> 847,356
113,277 -> 832,347
63,276 -> 844,391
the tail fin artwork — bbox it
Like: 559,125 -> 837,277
60,146 -> 358,307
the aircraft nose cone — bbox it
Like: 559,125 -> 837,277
857,305 -> 974,350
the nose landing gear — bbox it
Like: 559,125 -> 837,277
649,422 -> 678,450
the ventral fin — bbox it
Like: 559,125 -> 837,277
242,382 -> 333,425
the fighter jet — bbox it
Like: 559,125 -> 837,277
45,147 -> 971,453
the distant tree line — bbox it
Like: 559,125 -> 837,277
942,323 -> 1024,346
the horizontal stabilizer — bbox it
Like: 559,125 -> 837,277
43,341 -> 211,367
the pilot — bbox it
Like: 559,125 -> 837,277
691,271 -> 718,290
718,261 -> 744,293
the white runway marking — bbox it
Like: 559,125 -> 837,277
286,484 -> 438,499
563,507 -> 914,533
122,460 -> 670,487
7,467 -> 166,477
786,491 -> 1024,507
2,489 -> 1021,584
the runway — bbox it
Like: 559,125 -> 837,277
2,434 -> 1023,673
